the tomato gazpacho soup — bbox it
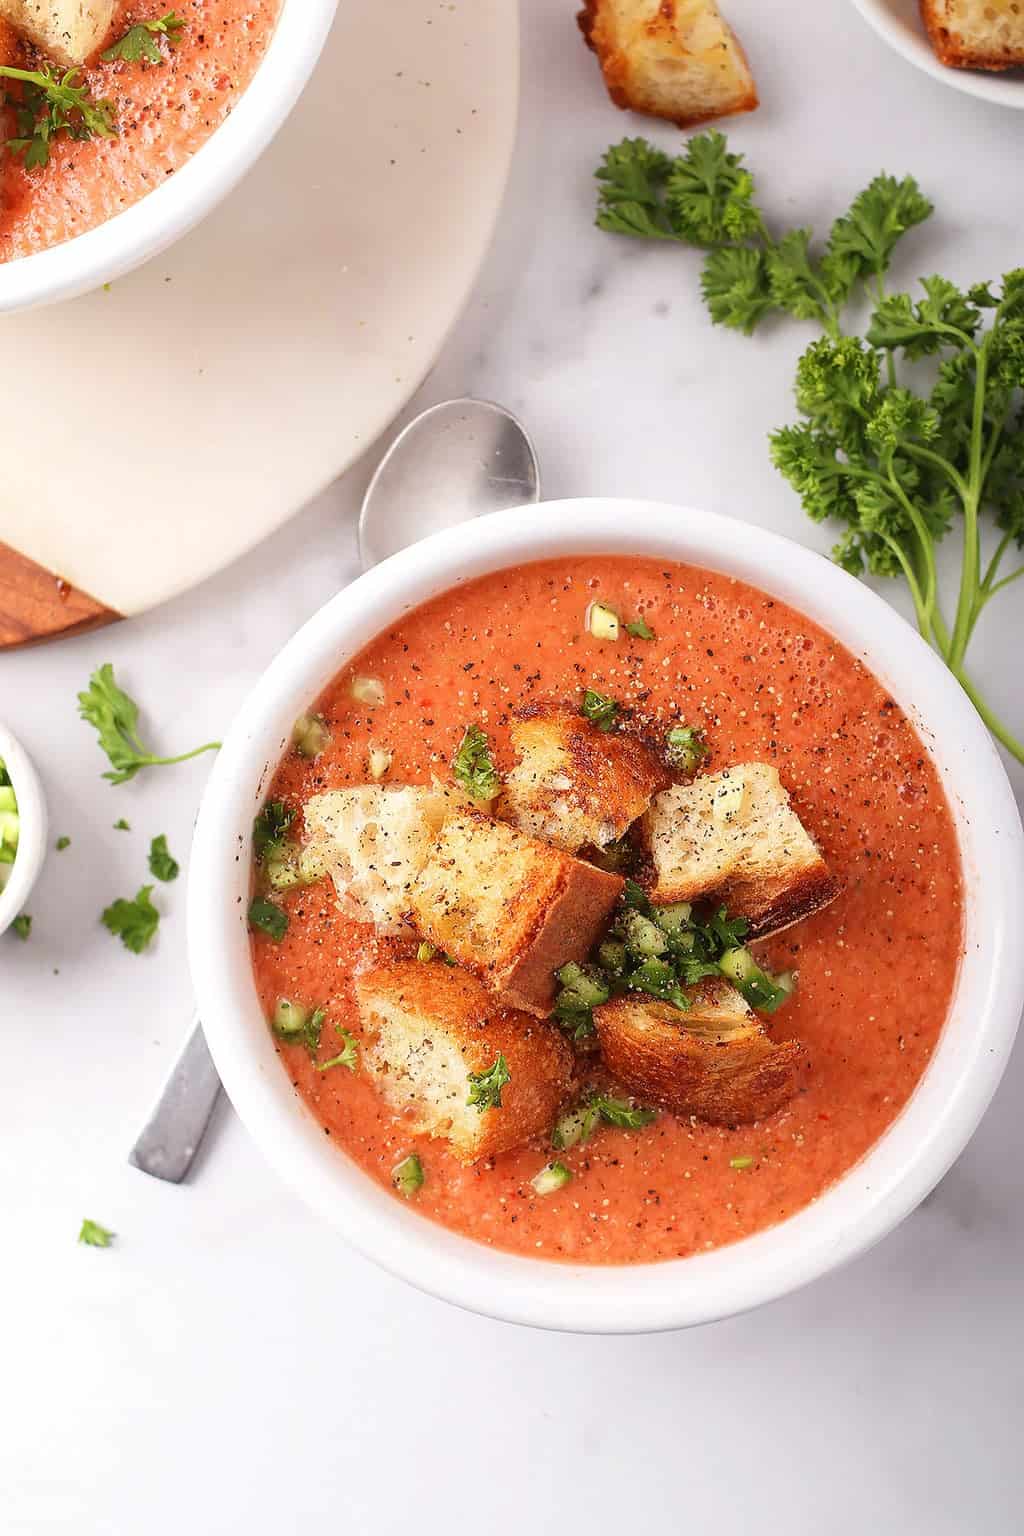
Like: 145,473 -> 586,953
248,557 -> 962,1265
0,1 -> 281,262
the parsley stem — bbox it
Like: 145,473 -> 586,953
949,339 -> 989,671
986,563 -> 1024,600
949,666 -> 1024,766
147,742 -> 221,767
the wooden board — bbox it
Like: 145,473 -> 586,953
0,0 -> 518,647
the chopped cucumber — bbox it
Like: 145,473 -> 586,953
265,843 -> 304,890
368,745 -> 393,780
272,998 -> 309,1037
719,948 -> 792,1014
392,1154 -> 424,1198
0,786 -> 16,813
597,938 -> 627,975
0,845 -> 14,866
586,601 -> 620,641
292,713 -> 330,759
551,1103 -> 598,1151
664,724 -> 708,776
652,901 -> 693,935
350,675 -> 385,707
627,958 -> 690,1008
622,908 -> 668,958
555,962 -> 609,1008
417,941 -> 437,962
297,842 -> 328,886
531,1161 -> 572,1196
0,809 -> 20,850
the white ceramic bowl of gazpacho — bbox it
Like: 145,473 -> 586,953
188,498 -> 1024,1333
0,0 -> 339,313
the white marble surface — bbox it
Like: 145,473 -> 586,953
4,1 -> 1024,1531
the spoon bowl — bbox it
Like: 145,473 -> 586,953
358,398 -> 540,570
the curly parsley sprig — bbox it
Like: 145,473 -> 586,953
103,11 -> 186,65
595,134 -> 1024,764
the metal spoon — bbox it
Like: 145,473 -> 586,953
129,398 -> 541,1182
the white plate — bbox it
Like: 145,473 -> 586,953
0,0 -> 518,619
851,0 -> 1024,105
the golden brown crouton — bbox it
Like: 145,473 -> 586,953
0,0 -> 114,65
920,0 -> 1024,70
578,0 -> 758,129
410,808 -> 624,1015
594,982 -> 805,1124
501,703 -> 672,854
355,959 -> 575,1163
301,784 -> 454,934
641,763 -> 840,937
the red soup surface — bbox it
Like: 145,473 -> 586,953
251,557 -> 962,1265
0,1 -> 281,262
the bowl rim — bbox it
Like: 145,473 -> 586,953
849,0 -> 1024,108
188,497 -> 1024,1333
0,723 -> 48,937
0,0 -> 340,313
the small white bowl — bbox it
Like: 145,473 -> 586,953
0,0 -> 340,314
188,499 -> 1024,1333
0,724 -> 48,938
851,0 -> 1024,107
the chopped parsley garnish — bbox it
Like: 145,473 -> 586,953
248,897 -> 288,943
589,1094 -> 657,1131
148,834 -> 179,883
79,1219 -> 115,1248
253,799 -> 294,861
11,913 -> 31,941
316,1029 -> 359,1074
580,688 -> 620,731
55,836 -> 71,851
452,724 -> 500,801
102,886 -> 159,953
102,11 -> 185,64
1,64 -> 116,170
665,725 -> 709,775
78,665 -> 220,785
114,819 -> 130,831
467,1053 -> 511,1111
625,616 -> 655,640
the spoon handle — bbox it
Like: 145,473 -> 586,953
128,1016 -> 222,1183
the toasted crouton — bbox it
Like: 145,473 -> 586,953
0,0 -> 115,65
302,785 -> 453,934
920,0 -> 1024,70
410,807 -> 624,1015
356,960 -> 575,1162
642,763 -> 839,937
578,0 -> 758,129
595,982 -> 805,1124
501,703 -> 672,854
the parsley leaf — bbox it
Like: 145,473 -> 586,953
102,886 -> 159,953
589,1094 -> 657,1131
114,818 -> 130,831
78,665 -> 220,785
664,725 -> 708,775
580,688 -> 620,731
102,11 -> 185,64
11,913 -> 31,940
248,897 -> 288,942
148,834 -> 179,882
56,836 -> 71,851
625,616 -> 655,640
316,1029 -> 359,1073
79,1219 -> 115,1248
1,64 -> 116,169
452,725 -> 500,801
467,1053 -> 511,1112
